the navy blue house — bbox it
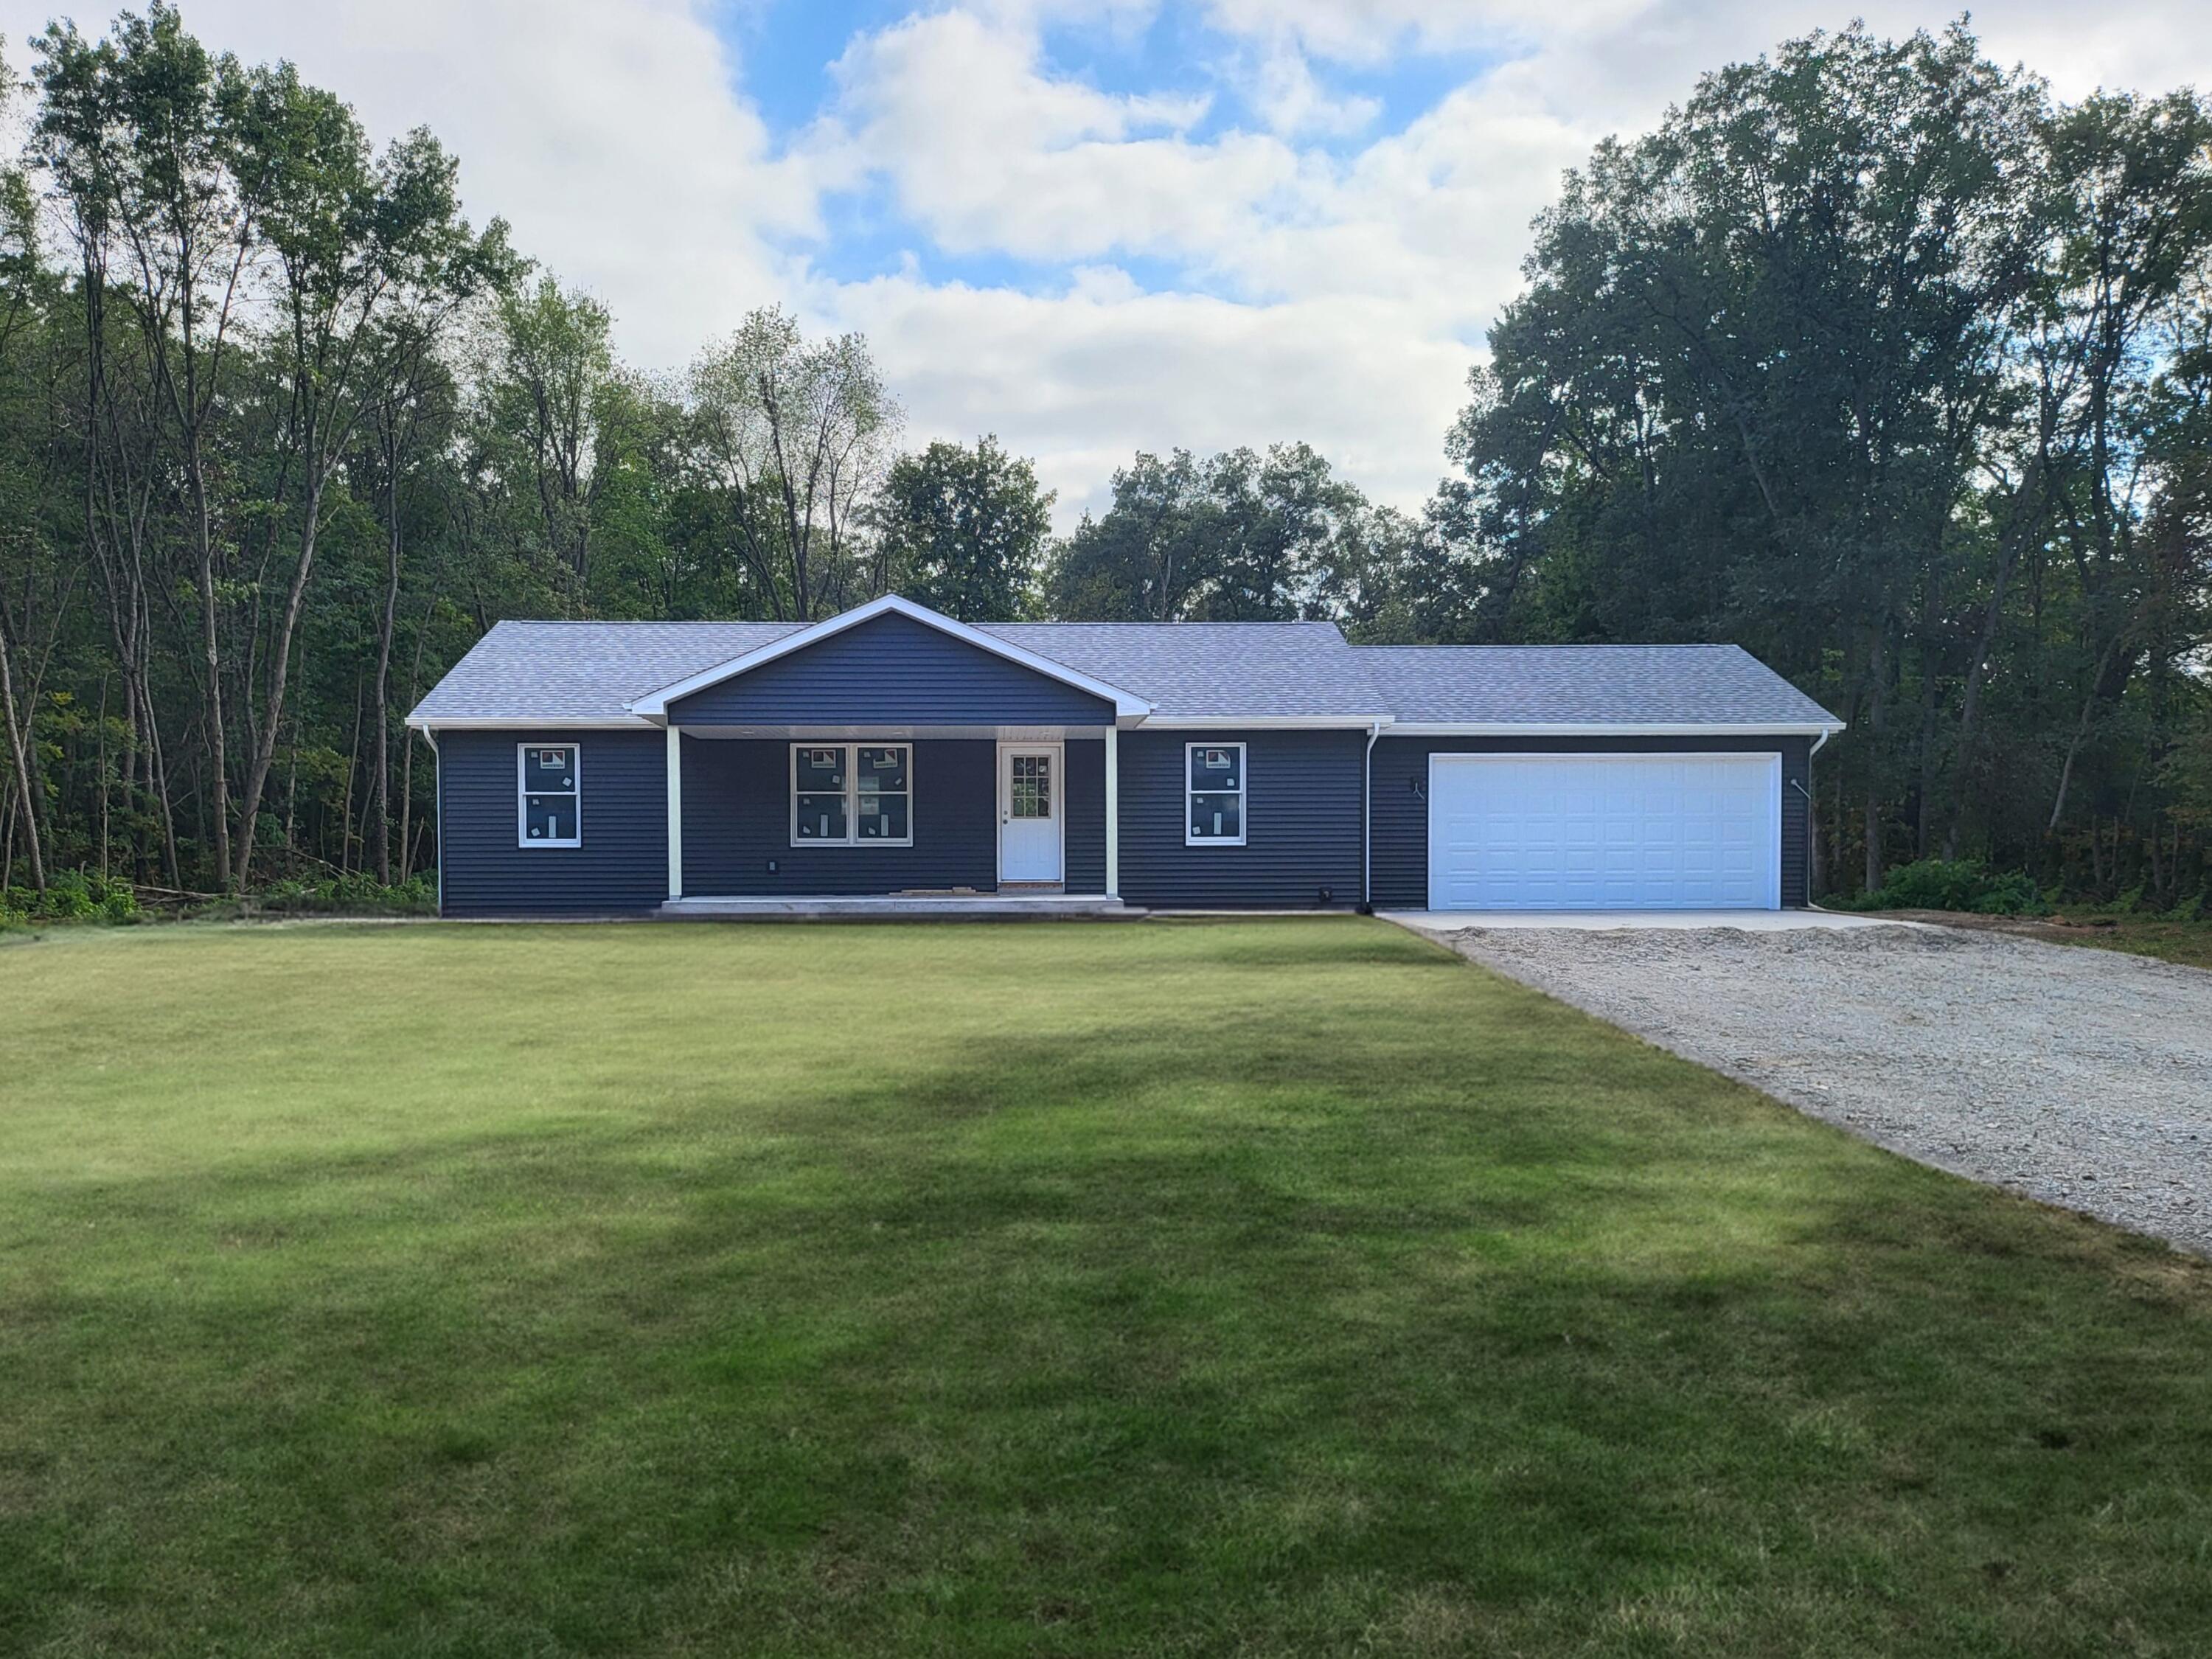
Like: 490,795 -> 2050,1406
408,594 -> 1843,917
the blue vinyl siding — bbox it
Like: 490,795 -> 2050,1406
1116,729 -> 1365,908
679,735 -> 1110,895
668,612 -> 1115,726
1368,734 -> 1814,910
1064,739 -> 1105,895
436,728 -> 667,917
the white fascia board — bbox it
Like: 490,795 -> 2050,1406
1135,714 -> 1398,730
627,594 -> 1152,720
1383,720 -> 1844,737
404,714 -> 655,731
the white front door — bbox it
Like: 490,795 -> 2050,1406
999,744 -> 1063,883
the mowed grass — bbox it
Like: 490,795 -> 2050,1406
3,920 -> 2211,1658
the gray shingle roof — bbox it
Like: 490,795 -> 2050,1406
408,620 -> 800,724
408,611 -> 1839,729
981,621 -> 1388,719
1360,644 -> 1837,726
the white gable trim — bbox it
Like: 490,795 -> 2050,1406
626,594 -> 1151,721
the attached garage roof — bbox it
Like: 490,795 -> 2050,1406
408,600 -> 1840,733
1361,644 -> 1839,731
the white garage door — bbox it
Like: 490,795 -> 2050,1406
1427,752 -> 1781,911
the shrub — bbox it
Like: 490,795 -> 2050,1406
3,869 -> 141,923
247,872 -> 437,916
1840,858 -> 2046,917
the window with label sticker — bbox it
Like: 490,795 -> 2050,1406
792,743 -> 911,846
1186,742 -> 1245,846
518,744 -> 580,846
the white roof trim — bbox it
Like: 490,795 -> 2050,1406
627,594 -> 1152,720
405,714 -> 655,731
1385,721 -> 1846,737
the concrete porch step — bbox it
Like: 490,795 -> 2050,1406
658,894 -> 1140,919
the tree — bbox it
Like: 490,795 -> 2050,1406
686,307 -> 899,621
220,68 -> 501,891
1431,20 -> 2212,900
470,276 -> 613,602
878,437 -> 1052,621
34,2 -> 257,887
1041,443 -> 1368,622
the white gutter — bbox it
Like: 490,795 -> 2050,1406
403,715 -> 653,731
1134,714 -> 1399,730
1384,720 -> 1842,738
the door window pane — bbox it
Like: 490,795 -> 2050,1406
1010,754 -> 1051,819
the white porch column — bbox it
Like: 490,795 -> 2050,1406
665,725 -> 684,900
1104,727 -> 1119,898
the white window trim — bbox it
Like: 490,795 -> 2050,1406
1185,741 -> 1248,848
517,742 -> 582,849
790,741 -> 915,849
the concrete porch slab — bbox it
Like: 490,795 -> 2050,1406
1379,908 -> 1919,933
658,894 -> 1140,919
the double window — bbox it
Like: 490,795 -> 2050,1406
792,743 -> 913,846
1186,742 -> 1246,846
518,743 -> 581,847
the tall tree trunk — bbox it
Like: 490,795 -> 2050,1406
232,477 -> 327,894
396,591 -> 436,884
372,429 -> 402,886
186,436 -> 234,891
0,604 -> 47,891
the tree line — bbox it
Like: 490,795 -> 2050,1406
1,9 -> 2207,906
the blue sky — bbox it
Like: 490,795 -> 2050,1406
5,0 -> 2207,523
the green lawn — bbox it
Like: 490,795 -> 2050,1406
3,919 -> 2210,1658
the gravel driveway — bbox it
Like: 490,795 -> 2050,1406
1422,922 -> 2212,1256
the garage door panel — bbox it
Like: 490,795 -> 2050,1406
1428,753 -> 1780,911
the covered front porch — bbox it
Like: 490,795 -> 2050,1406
661,724 -> 1121,903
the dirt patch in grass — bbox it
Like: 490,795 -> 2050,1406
1871,907 -> 2212,970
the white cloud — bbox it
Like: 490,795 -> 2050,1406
1,0 -> 816,369
811,272 -> 1469,517
6,0 -> 2212,530
1239,44 -> 1381,137
809,8 -> 1295,265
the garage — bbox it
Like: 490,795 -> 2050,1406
1427,751 -> 1781,911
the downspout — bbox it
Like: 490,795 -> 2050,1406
418,727 -> 442,916
1796,726 -> 1835,908
1360,719 -> 1382,914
